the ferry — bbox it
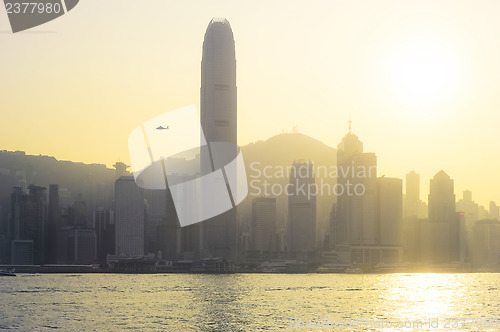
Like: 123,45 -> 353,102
0,269 -> 16,277
344,267 -> 363,274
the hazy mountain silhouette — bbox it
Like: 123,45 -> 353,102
0,151 -> 115,224
0,133 -> 337,244
242,132 -> 336,168
240,133 -> 337,242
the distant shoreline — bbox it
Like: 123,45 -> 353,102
4,270 -> 500,275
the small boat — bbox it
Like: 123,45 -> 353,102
0,269 -> 16,276
344,267 -> 363,274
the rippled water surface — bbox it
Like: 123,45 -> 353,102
1,273 -> 499,330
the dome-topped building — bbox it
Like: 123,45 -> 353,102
337,119 -> 363,155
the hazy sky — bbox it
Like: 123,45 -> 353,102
1,0 -> 500,206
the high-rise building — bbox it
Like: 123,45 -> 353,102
201,17 -> 237,144
378,177 -> 403,246
155,188 -> 181,261
472,219 -> 500,267
287,161 -> 316,254
57,198 -> 97,264
11,240 -> 33,265
8,188 -> 26,264
25,185 -> 47,264
64,228 -> 97,264
403,172 -> 421,263
200,18 -> 238,261
329,203 -> 337,249
335,126 -> 377,247
47,184 -> 60,263
115,176 -> 144,257
68,198 -> 88,227
95,209 -> 115,265
9,187 -> 27,243
144,189 -> 167,256
0,204 -> 7,264
457,212 -> 468,263
421,170 -> 457,263
113,162 -> 130,180
405,171 -> 420,218
489,201 -> 499,220
8,187 -> 38,264
251,197 -> 276,252
456,190 -> 479,227
429,170 -> 456,224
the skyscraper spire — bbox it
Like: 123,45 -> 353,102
200,17 -> 238,261
348,113 -> 352,133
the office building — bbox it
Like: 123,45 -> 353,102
378,177 -> 403,246
335,124 -> 377,247
252,197 -> 276,252
200,18 -> 238,261
404,171 -> 420,218
421,170 -> 457,263
47,184 -> 61,263
115,176 -> 145,257
95,209 -> 115,265
288,161 -> 316,253
24,185 -> 47,264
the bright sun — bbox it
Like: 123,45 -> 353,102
383,35 -> 463,112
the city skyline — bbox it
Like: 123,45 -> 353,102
3,124 -> 499,269
3,3 -> 500,331
1,0 -> 500,206
0,17 -> 498,265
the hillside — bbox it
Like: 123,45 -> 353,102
0,133 -> 338,239
239,133 -> 337,239
0,151 -> 115,221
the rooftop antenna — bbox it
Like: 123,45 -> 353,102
348,113 -> 352,133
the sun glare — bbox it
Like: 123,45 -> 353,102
381,34 -> 464,113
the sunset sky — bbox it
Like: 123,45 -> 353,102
1,0 -> 500,206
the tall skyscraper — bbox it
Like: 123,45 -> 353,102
156,188 -> 180,261
288,161 -> 316,254
489,201 -> 499,220
405,171 -> 420,218
24,185 -> 47,264
428,170 -> 456,224
421,170 -> 457,263
95,209 -> 115,265
252,197 -> 276,252
200,18 -> 238,261
115,176 -> 144,257
456,190 -> 479,226
378,177 -> 403,246
9,187 -> 26,243
201,17 -> 237,143
64,228 -> 97,264
47,184 -> 60,263
472,219 -> 500,266
144,189 -> 166,256
69,198 -> 88,227
8,187 -> 28,264
403,172 -> 421,263
335,125 -> 378,247
329,203 -> 337,249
